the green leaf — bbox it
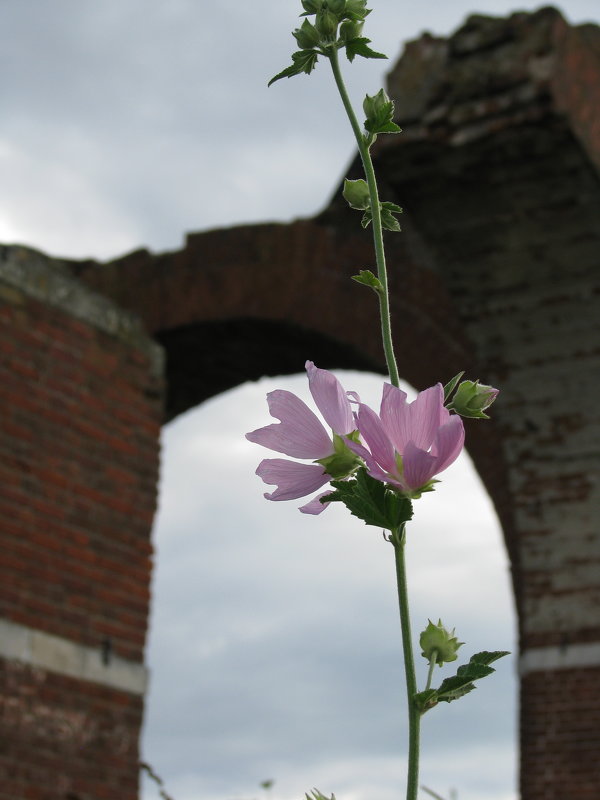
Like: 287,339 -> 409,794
345,36 -> 387,63
351,269 -> 383,294
326,467 -> 413,530
469,650 -> 511,666
360,201 -> 400,231
421,650 -> 510,711
443,371 -> 465,403
380,201 -> 403,232
268,50 -> 319,87
414,689 -> 439,713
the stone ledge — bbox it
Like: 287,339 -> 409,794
520,641 -> 600,675
0,244 -> 164,378
0,618 -> 147,695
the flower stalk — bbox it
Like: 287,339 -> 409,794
256,5 -> 505,800
327,45 -> 400,390
392,525 -> 420,800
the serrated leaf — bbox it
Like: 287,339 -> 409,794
352,269 -> 383,293
326,467 -> 412,530
469,650 -> 510,666
436,676 -> 477,703
345,37 -> 387,63
268,50 -> 319,87
380,207 -> 401,232
360,209 -> 372,228
381,201 -> 403,214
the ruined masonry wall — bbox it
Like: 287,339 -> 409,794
0,249 -> 164,799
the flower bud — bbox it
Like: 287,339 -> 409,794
363,88 -> 392,123
339,19 -> 363,42
344,0 -> 370,19
447,380 -> 499,419
419,619 -> 463,666
343,178 -> 370,210
315,8 -> 338,37
293,19 -> 321,50
301,0 -> 322,14
326,0 -> 346,15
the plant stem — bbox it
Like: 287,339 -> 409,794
327,46 -> 400,389
425,651 -> 438,691
393,526 -> 420,800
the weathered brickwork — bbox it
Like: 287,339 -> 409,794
0,250 -> 163,798
521,666 -> 600,800
0,659 -> 143,800
0,7 -> 598,799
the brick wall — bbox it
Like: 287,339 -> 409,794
0,249 -> 163,799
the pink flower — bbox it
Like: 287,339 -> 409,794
246,361 -> 356,514
347,383 -> 465,496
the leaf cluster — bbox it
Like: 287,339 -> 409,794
361,200 -> 403,232
269,0 -> 387,87
325,466 -> 413,531
415,651 -> 510,714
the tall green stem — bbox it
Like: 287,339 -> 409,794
393,527 -> 420,800
327,46 -> 400,389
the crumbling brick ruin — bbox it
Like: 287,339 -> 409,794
1,7 -> 598,799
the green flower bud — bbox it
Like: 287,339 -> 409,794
315,8 -> 338,38
343,178 -> 370,210
447,380 -> 499,419
326,0 -> 346,15
301,0 -> 322,14
339,18 -> 364,42
363,88 -> 392,123
344,0 -> 370,20
419,619 -> 463,666
293,19 -> 321,50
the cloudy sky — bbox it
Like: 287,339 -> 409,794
3,1 -> 599,799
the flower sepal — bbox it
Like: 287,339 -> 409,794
315,433 -> 361,479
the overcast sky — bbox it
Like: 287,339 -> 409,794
3,1 -> 599,799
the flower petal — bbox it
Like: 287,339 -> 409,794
380,383 -> 410,453
246,389 -> 332,459
355,403 -> 397,474
403,441 -> 438,490
256,459 -> 330,501
345,437 -> 392,485
299,491 -> 332,515
306,360 -> 354,435
407,384 -> 448,450
430,415 -> 465,475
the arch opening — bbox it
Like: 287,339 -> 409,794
141,367 -> 517,800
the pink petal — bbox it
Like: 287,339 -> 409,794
256,459 -> 330,501
406,384 -> 447,450
246,389 -> 332,459
380,383 -> 410,453
403,441 -> 438,490
306,361 -> 354,435
299,491 -> 332,515
345,437 -> 392,485
430,415 -> 465,475
355,403 -> 397,474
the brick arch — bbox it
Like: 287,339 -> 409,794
1,7 -> 599,799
